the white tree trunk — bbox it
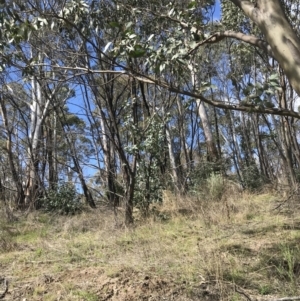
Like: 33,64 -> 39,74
165,124 -> 179,187
25,63 -> 52,205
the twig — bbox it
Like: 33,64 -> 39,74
235,285 -> 252,301
273,185 -> 300,210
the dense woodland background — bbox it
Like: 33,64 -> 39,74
1,0 -> 300,225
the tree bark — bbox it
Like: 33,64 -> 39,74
197,100 -> 219,163
229,0 -> 300,96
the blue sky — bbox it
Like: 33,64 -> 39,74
214,0 -> 221,21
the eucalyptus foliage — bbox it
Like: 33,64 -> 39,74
41,183 -> 83,215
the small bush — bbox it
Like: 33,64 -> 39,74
242,164 -> 264,191
206,173 -> 225,201
41,182 -> 82,215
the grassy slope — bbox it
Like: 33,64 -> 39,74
1,191 -> 300,300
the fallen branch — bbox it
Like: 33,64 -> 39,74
268,296 -> 300,301
235,285 -> 252,301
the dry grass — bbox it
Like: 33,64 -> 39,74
1,185 -> 300,300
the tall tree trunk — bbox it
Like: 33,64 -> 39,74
0,98 -> 25,207
176,98 -> 190,191
48,112 -> 58,190
252,115 -> 269,180
197,100 -> 219,163
123,162 -> 136,226
225,110 -> 244,184
24,52 -> 53,206
277,70 -> 297,187
57,107 -> 96,208
99,110 -> 120,208
165,124 -> 180,189
188,63 -> 219,163
25,76 -> 43,206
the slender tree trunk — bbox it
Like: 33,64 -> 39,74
225,110 -> 244,183
48,112 -> 58,189
123,163 -> 135,226
197,100 -> 219,162
241,114 -> 255,166
25,76 -> 42,206
278,70 -> 297,186
176,98 -> 189,191
165,124 -> 179,189
99,110 -> 120,208
252,115 -> 269,180
290,119 -> 300,167
25,67 -> 52,206
213,107 -> 222,160
188,63 -> 219,163
57,107 -> 97,208
0,99 -> 25,207
176,98 -> 189,167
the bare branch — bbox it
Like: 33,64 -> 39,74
187,31 -> 274,58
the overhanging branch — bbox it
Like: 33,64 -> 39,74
32,64 -> 300,119
133,74 -> 300,118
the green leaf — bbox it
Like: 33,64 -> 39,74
199,82 -> 214,92
37,17 -> 48,25
189,40 -> 197,48
128,34 -> 137,39
103,41 -> 112,53
188,1 -> 197,9
269,73 -> 279,81
147,34 -> 154,42
168,8 -> 175,16
109,21 -> 120,28
159,63 -> 166,73
128,45 -> 146,58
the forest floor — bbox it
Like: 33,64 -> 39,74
1,189 -> 300,300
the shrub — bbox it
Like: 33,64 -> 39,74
41,182 -> 82,215
206,173 -> 225,201
242,164 -> 264,191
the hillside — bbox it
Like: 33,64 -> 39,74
1,191 -> 300,301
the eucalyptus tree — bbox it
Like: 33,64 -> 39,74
3,0 -> 300,222
0,0 -> 90,208
0,80 -> 28,208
